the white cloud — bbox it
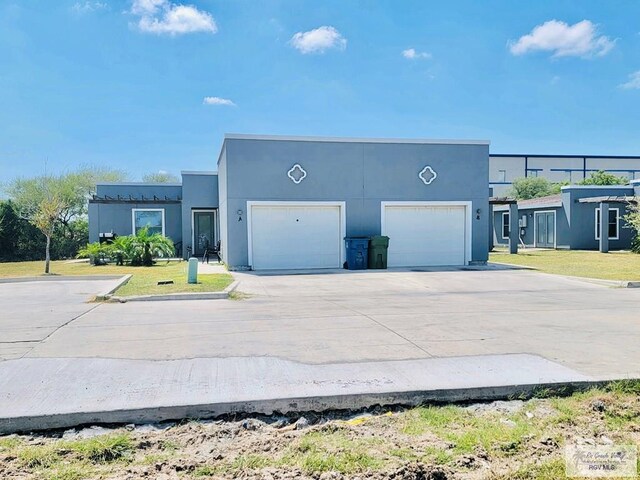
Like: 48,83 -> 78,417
402,48 -> 431,60
71,1 -> 108,15
130,0 -> 217,36
620,71 -> 640,89
131,0 -> 165,15
290,26 -> 347,54
203,96 -> 236,106
509,20 -> 615,58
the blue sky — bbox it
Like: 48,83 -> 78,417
1,1 -> 640,183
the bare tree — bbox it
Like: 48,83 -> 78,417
32,194 -> 66,274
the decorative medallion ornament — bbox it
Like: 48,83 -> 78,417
287,164 -> 307,184
419,165 -> 437,185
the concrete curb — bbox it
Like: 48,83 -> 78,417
561,276 -> 640,288
0,380 -> 605,434
110,280 -> 239,302
94,275 -> 133,301
486,261 -> 538,271
488,263 -> 640,288
542,274 -> 640,289
0,275 -> 126,284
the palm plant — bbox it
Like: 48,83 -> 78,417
77,241 -> 111,265
78,228 -> 174,266
128,227 -> 174,266
109,235 -> 134,265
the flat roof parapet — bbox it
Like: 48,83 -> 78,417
224,133 -> 491,146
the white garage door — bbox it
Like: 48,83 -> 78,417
250,204 -> 342,270
383,204 -> 468,267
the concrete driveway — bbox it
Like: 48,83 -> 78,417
0,277 -> 122,360
3,267 -> 640,377
3,267 -> 640,431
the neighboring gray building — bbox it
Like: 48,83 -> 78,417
89,172 -> 218,259
493,182 -> 640,251
90,134 -> 491,270
490,154 -> 640,197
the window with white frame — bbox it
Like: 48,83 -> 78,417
595,207 -> 619,240
501,212 -> 510,239
497,169 -> 507,183
132,209 -> 165,236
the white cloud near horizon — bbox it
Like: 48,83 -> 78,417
203,96 -> 236,106
509,20 -> 615,58
620,71 -> 640,89
402,48 -> 431,60
290,26 -> 347,54
130,0 -> 217,36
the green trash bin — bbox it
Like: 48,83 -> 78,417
368,235 -> 389,269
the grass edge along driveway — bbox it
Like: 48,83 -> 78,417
490,249 -> 640,281
0,260 -> 233,297
1,381 -> 640,480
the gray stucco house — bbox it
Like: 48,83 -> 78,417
492,182 -> 640,251
90,134 -> 491,270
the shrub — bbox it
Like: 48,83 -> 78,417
623,200 -> 640,254
77,228 -> 174,266
123,227 -> 174,266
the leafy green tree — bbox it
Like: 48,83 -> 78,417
579,170 -> 628,186
508,177 -> 557,200
0,201 -> 20,260
0,200 -> 48,262
51,219 -> 88,259
7,175 -> 75,271
55,166 -> 127,241
4,167 -> 127,265
142,171 -> 179,183
624,201 -> 640,253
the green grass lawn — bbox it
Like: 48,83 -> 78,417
0,260 -> 233,297
490,249 -> 640,281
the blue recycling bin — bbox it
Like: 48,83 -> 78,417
344,237 -> 369,270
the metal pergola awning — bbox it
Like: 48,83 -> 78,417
489,196 -> 517,205
577,195 -> 637,204
89,194 -> 182,204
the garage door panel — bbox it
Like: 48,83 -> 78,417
384,205 -> 467,267
251,205 -> 342,270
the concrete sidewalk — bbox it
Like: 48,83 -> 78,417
0,353 -> 591,433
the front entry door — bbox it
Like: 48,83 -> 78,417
535,211 -> 555,248
193,211 -> 215,256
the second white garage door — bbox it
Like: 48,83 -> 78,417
383,203 -> 468,267
249,203 -> 343,270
